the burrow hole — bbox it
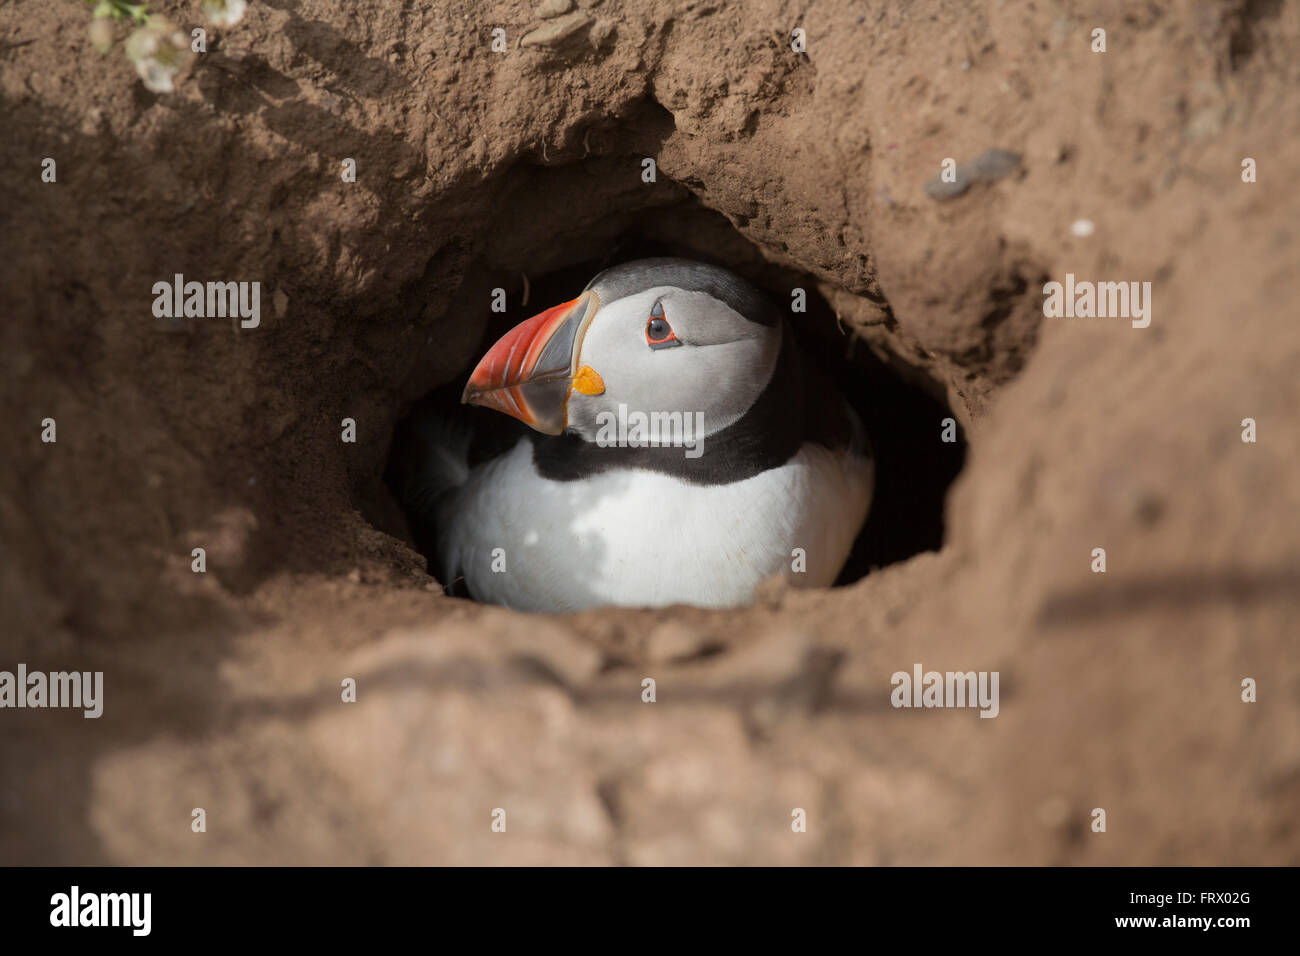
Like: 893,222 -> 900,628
375,195 -> 966,598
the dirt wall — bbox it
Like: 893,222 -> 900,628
1,0 -> 1297,864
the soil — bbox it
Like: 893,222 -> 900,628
1,0 -> 1297,864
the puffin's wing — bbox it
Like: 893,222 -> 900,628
390,397 -> 534,592
393,411 -> 471,520
387,407 -> 474,585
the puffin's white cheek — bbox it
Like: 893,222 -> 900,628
577,339 -> 646,407
565,391 -> 613,439
649,340 -> 772,432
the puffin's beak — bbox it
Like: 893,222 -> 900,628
461,290 -> 604,435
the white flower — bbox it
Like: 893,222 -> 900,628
202,0 -> 248,27
123,17 -> 193,93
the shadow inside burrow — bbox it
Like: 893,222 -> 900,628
379,206 -> 967,598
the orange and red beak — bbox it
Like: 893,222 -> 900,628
461,290 -> 604,435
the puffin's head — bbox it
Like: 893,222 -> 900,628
462,258 -> 783,440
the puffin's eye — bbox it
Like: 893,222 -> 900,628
645,301 -> 681,350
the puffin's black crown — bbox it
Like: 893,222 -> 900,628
584,257 -> 782,327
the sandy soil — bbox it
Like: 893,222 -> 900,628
1,0 -> 1297,864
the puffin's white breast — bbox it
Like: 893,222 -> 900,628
440,438 -> 872,612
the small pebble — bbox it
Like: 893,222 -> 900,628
924,148 -> 1022,200
537,0 -> 573,18
1071,218 -> 1095,237
521,10 -> 592,47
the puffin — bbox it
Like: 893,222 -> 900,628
399,258 -> 873,612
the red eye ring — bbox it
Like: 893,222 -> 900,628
646,304 -> 681,349
646,317 -> 675,343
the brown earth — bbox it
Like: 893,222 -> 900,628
1,0 -> 1297,865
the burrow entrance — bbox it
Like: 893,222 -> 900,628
373,193 -> 966,598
